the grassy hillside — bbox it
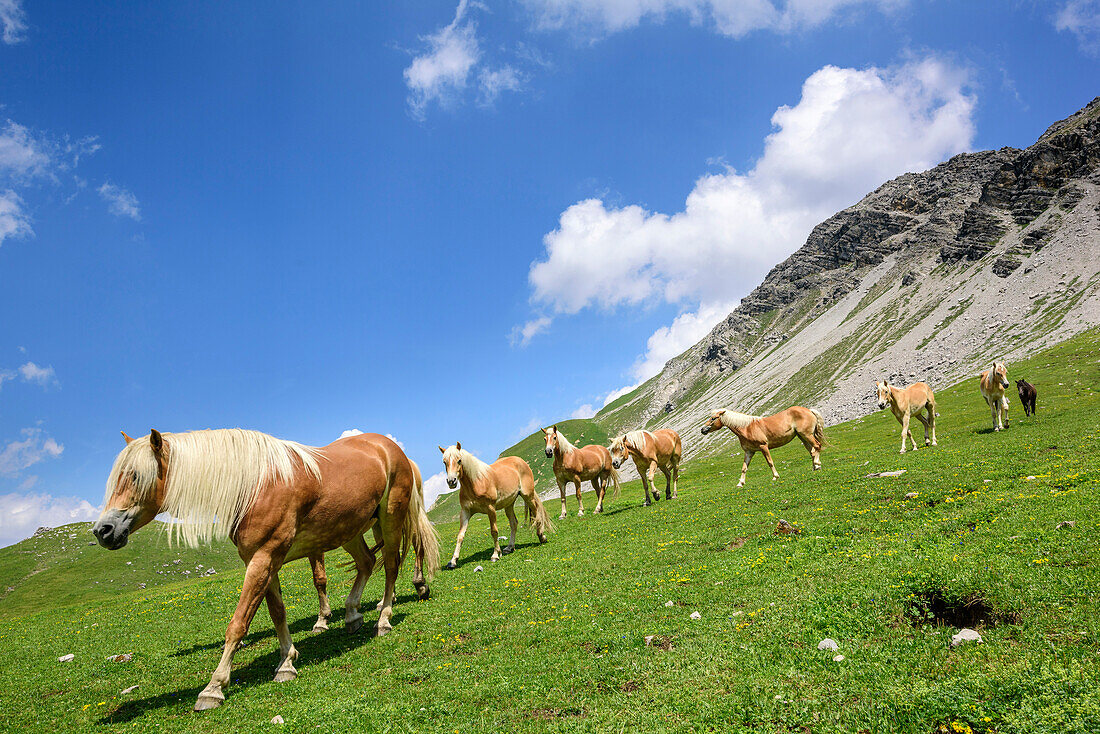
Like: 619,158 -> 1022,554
429,417 -> 612,523
2,331 -> 1099,733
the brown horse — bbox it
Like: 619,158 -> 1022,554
440,443 -> 552,568
875,380 -> 937,453
980,361 -> 1011,431
92,428 -> 439,711
1016,379 -> 1037,417
305,458 -> 427,631
608,429 -> 682,504
543,426 -> 621,517
700,407 -> 825,487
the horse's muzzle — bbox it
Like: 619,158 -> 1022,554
544,449 -> 553,458
700,427 -> 710,435
446,478 -> 458,489
612,459 -> 621,469
877,401 -> 887,410
92,511 -> 132,550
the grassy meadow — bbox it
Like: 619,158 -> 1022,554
1,331 -> 1098,733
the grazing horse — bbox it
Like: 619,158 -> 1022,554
306,458 -> 428,632
875,380 -> 938,454
92,429 -> 439,711
439,443 -> 552,568
980,361 -> 1011,431
700,407 -> 825,487
608,429 -> 682,505
1016,379 -> 1037,417
543,426 -> 621,517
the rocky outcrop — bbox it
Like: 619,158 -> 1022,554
594,97 -> 1100,448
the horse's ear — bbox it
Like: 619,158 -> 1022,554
456,441 -> 461,451
438,445 -> 446,454
121,431 -> 134,445
717,409 -> 726,415
149,429 -> 167,477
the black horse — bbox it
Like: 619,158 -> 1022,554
1016,379 -> 1038,416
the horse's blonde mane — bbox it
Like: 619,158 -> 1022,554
716,409 -> 758,429
442,445 -> 491,483
106,429 -> 322,548
623,430 -> 649,452
552,429 -> 576,454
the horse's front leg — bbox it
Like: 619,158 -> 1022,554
195,551 -> 278,710
487,507 -> 502,561
637,460 -> 652,505
660,464 -> 673,500
900,413 -> 912,453
447,508 -> 471,569
760,446 -> 779,481
991,399 -> 1001,431
647,463 -> 660,502
266,575 -> 299,683
574,480 -> 585,517
737,449 -> 753,488
556,478 -> 568,520
308,554 -> 331,632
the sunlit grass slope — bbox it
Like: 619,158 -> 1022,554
1,331 -> 1098,733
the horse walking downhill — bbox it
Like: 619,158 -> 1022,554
543,426 -> 621,517
92,428 -> 439,711
1016,379 -> 1038,417
980,361 -> 1011,431
439,443 -> 552,568
608,429 -> 682,505
875,380 -> 938,453
700,407 -> 826,487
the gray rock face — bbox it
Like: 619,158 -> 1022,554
592,97 -> 1100,458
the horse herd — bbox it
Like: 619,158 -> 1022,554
88,361 -> 1038,711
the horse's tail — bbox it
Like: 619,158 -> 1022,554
404,459 -> 440,581
521,469 -> 554,539
811,408 -> 828,447
607,464 -> 622,499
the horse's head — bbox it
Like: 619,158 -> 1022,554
700,410 -> 725,435
439,443 -> 463,489
542,427 -> 556,458
92,430 -> 168,550
992,362 -> 1009,389
875,380 -> 890,410
609,436 -> 627,469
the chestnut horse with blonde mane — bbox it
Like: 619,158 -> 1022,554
543,426 -> 621,517
700,407 -> 825,487
440,443 -> 552,568
92,429 -> 439,711
609,429 -> 682,505
980,361 -> 1011,431
875,380 -> 937,453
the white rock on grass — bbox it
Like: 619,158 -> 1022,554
950,628 -> 983,647
58,654 -> 74,662
817,639 -> 839,651
473,565 -> 483,573
833,654 -> 845,662
121,685 -> 139,695
271,715 -> 285,724
689,611 -> 701,620
1056,521 -> 1076,530
904,492 -> 918,499
664,601 -> 675,607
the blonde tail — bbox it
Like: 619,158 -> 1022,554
405,460 -> 440,581
608,465 -> 622,499
811,409 -> 827,447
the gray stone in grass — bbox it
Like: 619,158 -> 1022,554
833,654 -> 845,662
689,611 -> 701,620
473,565 -> 483,573
865,470 -> 907,478
951,628 -> 983,647
664,600 -> 675,607
1056,521 -> 1076,530
817,638 -> 839,651
904,492 -> 918,499
272,715 -> 285,724
58,654 -> 74,662
121,685 -> 139,695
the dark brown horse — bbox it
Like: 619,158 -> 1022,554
93,429 -> 439,711
1016,379 -> 1037,416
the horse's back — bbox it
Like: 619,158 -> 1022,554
652,429 -> 682,458
495,455 -> 534,486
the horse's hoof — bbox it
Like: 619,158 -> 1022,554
538,534 -> 547,544
577,511 -> 584,517
445,561 -> 457,570
501,546 -> 514,555
375,600 -> 384,611
558,513 -> 567,520
416,585 -> 431,601
643,501 -> 651,507
490,556 -> 499,562
376,622 -> 392,637
194,691 -> 225,712
813,465 -> 821,471
273,669 -> 297,683
346,617 -> 363,635
312,621 -> 328,632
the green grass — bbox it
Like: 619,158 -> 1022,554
3,331 -> 1100,733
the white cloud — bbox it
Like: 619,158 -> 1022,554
510,315 -> 552,346
0,121 -> 51,179
570,403 -> 596,419
0,189 -> 31,246
630,300 -> 738,381
405,1 -> 482,119
339,428 -> 365,438
423,471 -> 452,509
478,65 -> 526,105
18,361 -> 56,387
1055,0 -> 1100,54
0,492 -> 100,548
512,416 -> 544,441
520,0 -> 903,38
601,382 -> 639,407
0,427 -> 64,476
385,433 -> 406,449
98,181 -> 142,221
0,0 -> 26,45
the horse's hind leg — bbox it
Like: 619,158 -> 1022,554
914,414 -> 930,447
341,536 -> 376,635
660,464 -> 672,500
637,459 -> 652,506
593,476 -> 605,514
308,554 -> 332,632
503,503 -> 518,554
195,551 -> 279,710
797,433 -> 820,471
266,574 -> 299,683
376,534 -> 402,636
737,449 -> 754,488
647,463 -> 660,503
671,460 -> 679,499
760,446 -> 779,481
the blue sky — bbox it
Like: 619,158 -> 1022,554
0,0 -> 1097,545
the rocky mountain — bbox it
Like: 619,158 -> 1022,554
502,95 -> 1100,490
